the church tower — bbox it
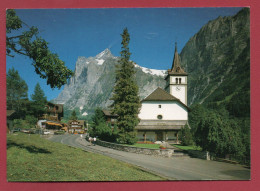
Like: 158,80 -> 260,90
165,43 -> 188,105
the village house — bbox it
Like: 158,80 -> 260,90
102,109 -> 118,127
38,102 -> 64,132
136,43 -> 189,143
68,120 -> 85,134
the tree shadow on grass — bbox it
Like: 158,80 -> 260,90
7,141 -> 52,154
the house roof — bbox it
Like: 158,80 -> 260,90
142,87 -> 190,110
102,110 -> 118,117
136,120 -> 188,130
166,43 -> 187,77
68,120 -> 85,126
7,110 -> 15,117
47,102 -> 63,113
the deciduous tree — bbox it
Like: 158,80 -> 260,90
194,110 -> 245,158
6,9 -> 73,89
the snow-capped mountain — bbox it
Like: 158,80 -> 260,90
53,48 -> 166,115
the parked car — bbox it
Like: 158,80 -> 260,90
28,129 -> 35,134
21,129 -> 30,133
43,130 -> 51,135
12,128 -> 21,133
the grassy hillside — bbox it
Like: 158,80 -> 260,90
7,133 -> 164,181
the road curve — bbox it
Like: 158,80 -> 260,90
48,134 -> 250,181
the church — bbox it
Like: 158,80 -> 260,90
136,43 -> 189,143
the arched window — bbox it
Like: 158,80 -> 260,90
175,78 -> 178,84
179,78 -> 182,84
158,105 -> 161,108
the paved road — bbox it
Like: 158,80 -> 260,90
48,134 -> 250,181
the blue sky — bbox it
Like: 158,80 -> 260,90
6,7 -> 243,100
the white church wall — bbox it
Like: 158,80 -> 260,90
139,101 -> 188,120
170,85 -> 186,104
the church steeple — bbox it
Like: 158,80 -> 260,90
168,42 -> 187,75
165,42 -> 188,105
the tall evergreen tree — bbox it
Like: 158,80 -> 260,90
70,110 -> 78,120
31,83 -> 47,118
92,108 -> 106,127
110,28 -> 141,144
7,67 -> 28,118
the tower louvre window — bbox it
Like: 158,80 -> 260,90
179,78 -> 182,84
175,78 -> 178,84
158,105 -> 161,108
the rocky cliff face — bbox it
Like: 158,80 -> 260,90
180,8 -> 250,106
53,49 -> 166,115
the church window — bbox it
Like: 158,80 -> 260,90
157,115 -> 163,120
175,78 -> 178,84
158,105 -> 161,108
179,78 -> 182,84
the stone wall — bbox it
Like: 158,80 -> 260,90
95,139 -> 174,158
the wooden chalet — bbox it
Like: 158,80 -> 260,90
102,110 -> 118,127
39,102 -> 64,132
68,120 -> 85,133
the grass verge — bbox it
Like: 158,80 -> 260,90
171,144 -> 202,151
124,143 -> 160,149
7,133 -> 165,181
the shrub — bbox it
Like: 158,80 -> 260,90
179,124 -> 194,146
159,145 -> 166,149
54,130 -> 65,135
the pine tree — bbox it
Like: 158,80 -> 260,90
31,83 -> 47,118
70,110 -> 78,120
110,28 -> 141,144
7,67 -> 28,118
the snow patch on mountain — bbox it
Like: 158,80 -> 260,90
134,64 -> 166,77
82,112 -> 88,116
96,59 -> 105,65
96,49 -> 108,58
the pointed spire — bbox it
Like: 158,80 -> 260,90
168,42 -> 187,75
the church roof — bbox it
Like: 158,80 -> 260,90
166,43 -> 187,76
143,87 -> 179,101
142,87 -> 190,110
136,120 -> 188,130
7,110 -> 16,117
